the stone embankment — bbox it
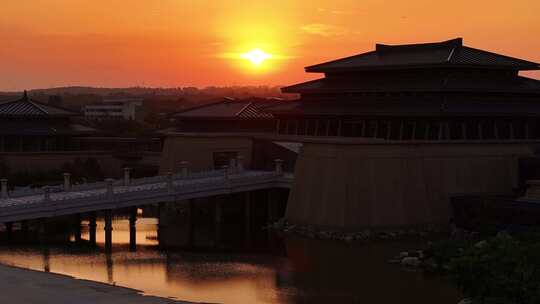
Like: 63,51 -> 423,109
0,264 -> 197,304
268,218 -> 446,241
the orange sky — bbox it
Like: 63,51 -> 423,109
1,0 -> 539,91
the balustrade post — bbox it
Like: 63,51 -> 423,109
222,165 -> 229,182
123,167 -> 131,186
63,173 -> 71,192
167,171 -> 174,192
229,158 -> 237,174
274,159 -> 284,175
43,186 -> 51,202
0,178 -> 8,198
237,156 -> 244,173
180,161 -> 189,179
105,178 -> 114,198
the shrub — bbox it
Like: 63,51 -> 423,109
448,232 -> 540,304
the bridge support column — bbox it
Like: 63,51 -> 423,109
89,212 -> 97,246
214,200 -> 222,248
37,219 -> 46,244
104,210 -> 113,252
129,207 -> 137,252
245,192 -> 252,243
74,214 -> 81,243
5,222 -> 13,241
21,220 -> 29,237
188,199 -> 195,248
267,190 -> 279,223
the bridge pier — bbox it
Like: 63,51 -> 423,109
74,214 -> 82,243
5,222 -> 13,241
104,210 -> 113,252
214,200 -> 222,248
89,212 -> 97,246
244,192 -> 252,243
188,199 -> 195,248
267,190 -> 280,223
129,207 -> 137,252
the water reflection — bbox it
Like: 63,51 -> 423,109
0,216 -> 461,304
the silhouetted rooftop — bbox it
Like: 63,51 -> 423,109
0,92 -> 76,117
282,75 -> 540,94
173,98 -> 286,119
305,38 -> 540,72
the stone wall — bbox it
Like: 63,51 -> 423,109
286,142 -> 536,229
159,135 -> 254,174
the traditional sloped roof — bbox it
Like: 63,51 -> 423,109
282,75 -> 540,94
267,99 -> 540,117
0,91 -> 76,117
172,98 -> 286,119
306,38 -> 540,72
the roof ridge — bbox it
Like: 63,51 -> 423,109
235,102 -> 253,117
376,38 -> 462,53
28,100 -> 49,114
170,99 -> 232,117
305,51 -> 377,72
455,46 -> 540,68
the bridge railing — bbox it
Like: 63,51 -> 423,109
0,161 -> 289,212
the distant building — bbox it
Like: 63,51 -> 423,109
274,38 -> 540,140
84,98 -> 143,121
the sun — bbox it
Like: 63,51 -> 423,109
240,49 -> 272,66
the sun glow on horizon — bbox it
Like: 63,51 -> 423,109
240,49 -> 272,66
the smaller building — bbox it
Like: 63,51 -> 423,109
172,97 -> 286,133
84,98 -> 143,121
0,91 -> 94,152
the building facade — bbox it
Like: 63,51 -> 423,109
274,38 -> 540,141
83,98 -> 143,121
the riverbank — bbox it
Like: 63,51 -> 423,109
0,264 -> 197,304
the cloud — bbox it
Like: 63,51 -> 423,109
300,24 -> 349,37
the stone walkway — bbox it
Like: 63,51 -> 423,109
0,264 -> 200,304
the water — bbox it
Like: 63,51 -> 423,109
0,216 -> 461,303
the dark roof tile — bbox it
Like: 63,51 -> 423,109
0,93 -> 75,117
306,38 -> 540,72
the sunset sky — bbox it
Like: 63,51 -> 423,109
1,0 -> 539,91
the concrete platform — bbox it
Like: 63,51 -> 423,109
0,264 -> 199,304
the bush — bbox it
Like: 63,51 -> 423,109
448,232 -> 540,304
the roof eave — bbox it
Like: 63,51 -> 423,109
306,63 -> 540,73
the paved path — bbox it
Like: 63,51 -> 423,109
0,264 -> 202,304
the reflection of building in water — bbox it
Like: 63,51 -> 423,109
158,190 -> 288,250
273,238 -> 461,304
